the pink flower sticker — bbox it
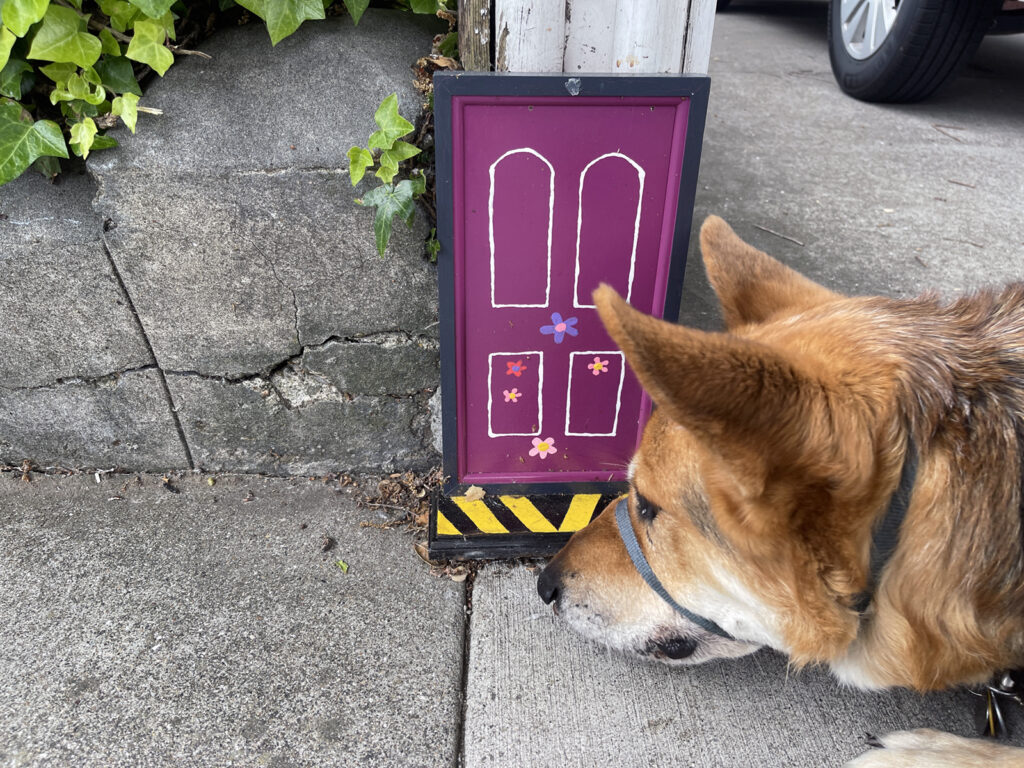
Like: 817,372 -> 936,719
529,437 -> 557,459
503,388 -> 520,403
588,357 -> 610,376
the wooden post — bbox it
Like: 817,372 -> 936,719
491,0 -> 716,74
459,0 -> 493,71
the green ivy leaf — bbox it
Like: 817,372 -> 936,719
234,0 -> 325,46
426,227 -> 440,263
437,31 -> 457,58
39,61 -> 75,82
407,170 -> 426,197
99,0 -> 140,33
1,0 -> 50,38
347,145 -> 372,186
95,55 -> 141,95
50,72 -> 105,105
69,115 -> 97,157
343,0 -> 369,24
158,10 -> 176,41
367,93 -> 413,150
359,181 -> 415,257
125,0 -> 176,19
0,59 -> 33,99
379,139 -> 420,171
90,133 -> 118,151
126,18 -> 173,75
32,153 -> 61,180
99,28 -> 122,56
0,26 -> 15,72
0,100 -> 69,186
111,91 -> 137,131
27,6 -> 103,69
408,0 -> 440,12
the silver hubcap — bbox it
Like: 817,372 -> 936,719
840,0 -> 901,60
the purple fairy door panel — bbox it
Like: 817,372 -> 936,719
436,74 -> 710,494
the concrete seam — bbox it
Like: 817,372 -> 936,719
452,571 -> 475,768
100,237 -> 196,470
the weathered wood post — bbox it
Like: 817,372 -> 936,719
458,0 -> 716,74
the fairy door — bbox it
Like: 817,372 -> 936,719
442,79 -> 705,490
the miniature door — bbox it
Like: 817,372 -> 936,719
440,78 -> 708,491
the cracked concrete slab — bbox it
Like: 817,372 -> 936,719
93,171 -> 438,378
0,472 -> 464,767
0,369 -> 189,469
168,369 -> 435,475
0,171 -> 153,389
464,566 -> 1023,768
679,5 -> 1024,330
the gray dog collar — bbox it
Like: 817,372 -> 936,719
614,497 -> 735,641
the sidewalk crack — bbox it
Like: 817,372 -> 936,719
100,236 -> 196,470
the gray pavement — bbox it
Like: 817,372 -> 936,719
0,473 -> 463,767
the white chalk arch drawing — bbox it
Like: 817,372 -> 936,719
573,152 -> 645,309
488,148 -> 554,308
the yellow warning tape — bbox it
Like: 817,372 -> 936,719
559,494 -> 603,532
500,496 -> 557,533
451,497 -> 508,534
436,512 -> 460,536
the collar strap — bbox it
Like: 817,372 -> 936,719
851,437 -> 919,614
614,498 -> 735,640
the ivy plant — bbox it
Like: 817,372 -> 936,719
0,0 -> 449,187
348,92 -> 429,257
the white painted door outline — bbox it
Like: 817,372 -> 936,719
488,148 -> 554,308
487,351 -> 544,437
573,152 -> 645,309
487,152 -> 645,446
564,351 -> 626,437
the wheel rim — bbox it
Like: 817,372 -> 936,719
839,0 -> 901,60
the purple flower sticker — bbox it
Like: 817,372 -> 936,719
540,312 -> 578,344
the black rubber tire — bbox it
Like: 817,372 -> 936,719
827,0 -> 998,103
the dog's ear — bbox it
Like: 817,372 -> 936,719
595,283 -> 834,490
700,216 -> 840,330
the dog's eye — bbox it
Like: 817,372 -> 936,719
635,493 -> 658,522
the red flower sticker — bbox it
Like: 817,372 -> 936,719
506,360 -> 526,377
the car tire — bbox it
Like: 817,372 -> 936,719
827,0 -> 997,103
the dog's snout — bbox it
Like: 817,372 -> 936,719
537,561 -> 563,605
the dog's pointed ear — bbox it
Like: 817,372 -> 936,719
700,216 -> 840,330
595,284 -> 831,481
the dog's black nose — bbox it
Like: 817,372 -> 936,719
658,636 -> 698,660
537,561 -> 562,604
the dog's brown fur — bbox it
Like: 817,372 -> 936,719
541,216 -> 1024,764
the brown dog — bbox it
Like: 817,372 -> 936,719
537,216 -> 1024,766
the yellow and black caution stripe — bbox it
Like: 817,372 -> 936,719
430,492 -> 620,558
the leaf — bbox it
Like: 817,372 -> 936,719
69,115 -> 97,158
0,100 -> 69,186
367,92 -> 414,150
95,55 -> 141,95
407,170 -> 426,197
0,59 -> 33,99
99,28 -> 122,56
408,0 -> 440,12
336,559 -> 349,573
347,145 -> 372,186
234,0 -> 325,46
360,181 -> 415,256
1,0 -> 49,38
0,26 -> 14,72
125,0 -> 176,18
126,18 -> 173,75
379,139 -> 420,174
437,31 -> 457,58
426,227 -> 440,263
342,0 -> 369,24
100,0 -> 140,33
90,133 -> 118,150
50,72 -> 105,105
39,61 -> 76,82
27,6 -> 103,69
32,153 -> 61,180
111,91 -> 137,131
